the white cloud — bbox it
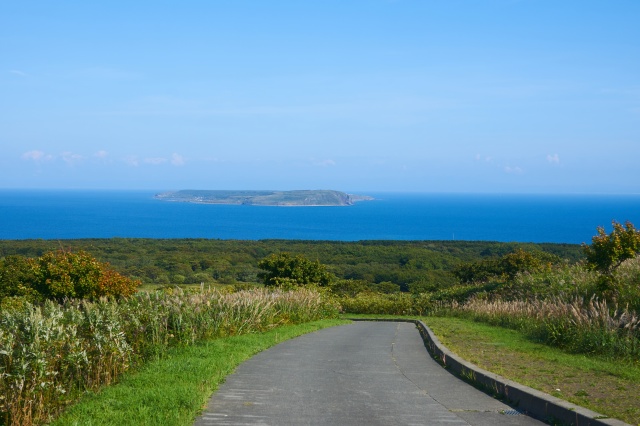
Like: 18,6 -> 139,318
61,151 -> 84,165
123,156 -> 139,166
171,153 -> 185,166
144,157 -> 167,165
547,154 -> 560,164
22,150 -> 53,162
475,154 -> 492,162
94,150 -> 108,159
9,70 -> 27,77
313,159 -> 336,167
504,166 -> 524,174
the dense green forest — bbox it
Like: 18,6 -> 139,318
0,239 -> 583,290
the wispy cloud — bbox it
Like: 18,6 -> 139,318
547,153 -> 560,164
144,157 -> 167,165
94,150 -> 109,159
123,156 -> 139,166
171,153 -> 185,166
22,150 -> 53,162
313,159 -> 336,167
475,153 -> 493,162
504,165 -> 524,174
61,151 -> 84,165
9,70 -> 27,77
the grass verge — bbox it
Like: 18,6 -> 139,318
51,319 -> 349,426
422,316 -> 639,424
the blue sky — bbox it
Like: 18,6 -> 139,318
2,0 -> 639,193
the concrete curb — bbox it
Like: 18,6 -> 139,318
348,318 -> 631,426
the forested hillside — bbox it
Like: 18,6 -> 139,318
0,239 -> 583,289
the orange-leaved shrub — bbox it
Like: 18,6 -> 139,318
26,250 -> 140,301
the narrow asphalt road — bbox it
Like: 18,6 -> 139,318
194,322 -> 546,426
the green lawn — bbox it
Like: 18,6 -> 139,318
51,319 -> 349,426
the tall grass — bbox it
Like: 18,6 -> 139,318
0,287 -> 339,426
454,296 -> 640,358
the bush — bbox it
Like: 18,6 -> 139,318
258,253 -> 334,287
329,279 -> 372,297
453,249 -> 558,283
339,292 -> 414,315
584,221 -> 640,273
1,250 -> 141,303
0,256 -> 41,302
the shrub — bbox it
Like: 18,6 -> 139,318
0,256 -> 41,302
338,292 -> 414,315
258,253 -> 334,287
584,220 -> 640,273
453,249 -> 558,283
329,279 -> 372,297
29,250 -> 140,301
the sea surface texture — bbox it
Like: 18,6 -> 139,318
1,190 -> 639,243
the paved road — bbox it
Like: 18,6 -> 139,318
194,322 -> 546,426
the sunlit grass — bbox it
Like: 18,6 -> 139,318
50,319 -> 348,426
424,316 -> 640,424
0,288 -> 339,426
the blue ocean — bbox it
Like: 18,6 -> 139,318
1,190 -> 639,244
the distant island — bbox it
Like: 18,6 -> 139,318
154,190 -> 374,206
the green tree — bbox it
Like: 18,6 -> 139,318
0,255 -> 41,302
375,281 -> 401,294
453,249 -> 558,283
257,253 -> 333,287
584,221 -> 640,273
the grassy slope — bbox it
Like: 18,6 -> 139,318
51,319 -> 349,426
424,316 -> 640,424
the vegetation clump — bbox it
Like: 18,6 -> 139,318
258,252 -> 333,287
0,249 -> 140,304
583,220 -> 640,274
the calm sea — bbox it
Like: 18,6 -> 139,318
1,190 -> 639,244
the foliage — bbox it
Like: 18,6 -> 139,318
0,239 -> 584,288
328,279 -> 373,297
0,256 -> 40,302
338,292 -> 415,315
453,249 -> 559,283
257,253 -> 334,287
583,221 -> 640,273
374,281 -> 401,294
0,287 -> 339,426
0,250 -> 140,303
